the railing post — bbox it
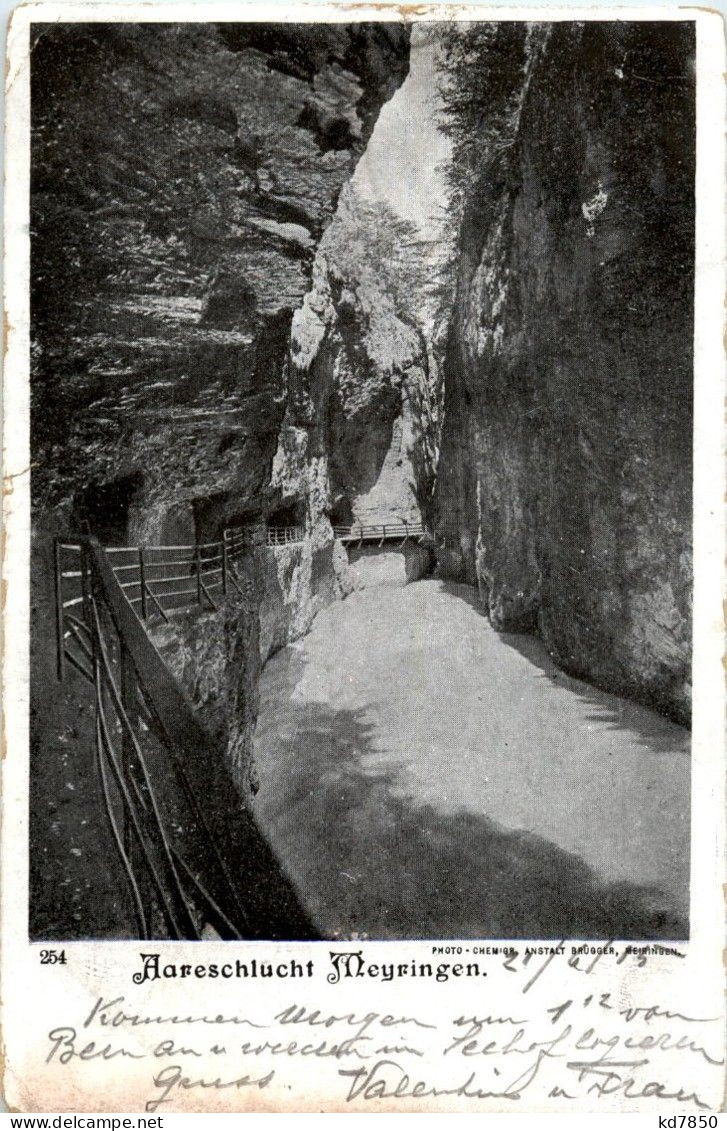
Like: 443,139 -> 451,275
195,544 -> 202,606
119,644 -> 137,859
117,640 -> 153,933
138,548 -> 148,621
80,542 -> 93,629
53,538 -> 65,682
221,536 -> 228,596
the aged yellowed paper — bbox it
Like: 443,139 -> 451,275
2,2 -> 725,1113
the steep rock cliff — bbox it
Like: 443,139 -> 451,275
252,185 -> 443,619
436,23 -> 694,723
286,188 -> 441,526
30,23 -> 410,843
31,22 -> 409,537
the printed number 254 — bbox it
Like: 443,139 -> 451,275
39,949 -> 67,965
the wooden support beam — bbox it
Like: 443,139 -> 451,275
53,538 -> 65,682
200,578 -> 218,611
195,545 -> 202,606
138,549 -> 148,621
145,585 -> 169,623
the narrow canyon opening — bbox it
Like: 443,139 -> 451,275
30,20 -> 693,942
250,23 -> 691,940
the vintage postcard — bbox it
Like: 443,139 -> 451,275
2,0 -> 725,1114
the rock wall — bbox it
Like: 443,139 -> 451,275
245,181 -> 442,666
436,23 -> 694,723
347,543 -> 434,588
286,188 -> 442,534
150,563 -> 261,795
257,539 -> 353,665
32,23 -> 409,533
31,23 -> 410,804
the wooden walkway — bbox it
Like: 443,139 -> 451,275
55,520 -> 428,658
49,514 -> 432,939
55,528 -> 247,644
52,531 -> 318,942
333,521 -> 427,545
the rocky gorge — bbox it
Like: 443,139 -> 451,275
435,22 -> 694,725
29,19 -> 695,939
30,21 -> 417,813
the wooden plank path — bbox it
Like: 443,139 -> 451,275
49,515 -> 431,938
55,530 -> 247,640
333,521 -> 427,545
55,522 -> 428,659
55,522 -> 434,688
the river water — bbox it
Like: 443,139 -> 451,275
253,571 -> 689,941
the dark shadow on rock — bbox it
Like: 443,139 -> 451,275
326,381 -> 399,503
436,580 -> 690,759
437,578 -> 487,614
254,662 -> 688,942
497,631 -> 691,758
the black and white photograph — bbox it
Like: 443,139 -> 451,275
28,16 -> 696,946
4,1 -> 726,1114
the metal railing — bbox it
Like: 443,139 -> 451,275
51,534 -> 317,942
333,521 -> 427,545
54,520 -> 429,679
55,529 -> 248,662
47,514 -> 431,938
55,524 -> 313,678
265,525 -> 305,546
